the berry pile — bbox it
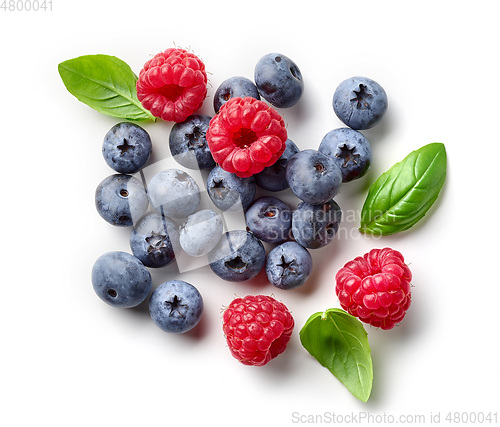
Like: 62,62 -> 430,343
88,47 -> 409,368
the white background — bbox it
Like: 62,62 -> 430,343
2,1 -> 499,426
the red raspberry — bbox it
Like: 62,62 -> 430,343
335,248 -> 412,330
222,295 -> 294,366
136,48 -> 207,123
206,97 -> 287,178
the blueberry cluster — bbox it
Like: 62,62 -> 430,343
205,57 -> 388,290
93,121 -> 211,334
91,51 -> 389,337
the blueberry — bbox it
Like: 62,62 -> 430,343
148,169 -> 201,219
92,251 -> 152,308
254,53 -> 304,108
266,241 -> 313,290
179,209 -> 224,257
169,115 -> 215,170
130,213 -> 180,268
213,76 -> 260,113
332,76 -> 388,130
207,230 -> 266,282
285,149 -> 342,205
149,280 -> 204,333
245,196 -> 292,244
292,199 -> 342,249
95,174 -> 149,227
206,165 -> 256,212
318,128 -> 372,182
254,139 -> 300,192
102,122 -> 152,174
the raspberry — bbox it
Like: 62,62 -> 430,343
136,48 -> 208,123
206,97 -> 287,178
335,248 -> 412,330
222,295 -> 294,366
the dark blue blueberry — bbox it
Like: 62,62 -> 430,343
318,128 -> 372,182
254,139 -> 299,192
95,174 -> 149,227
130,213 -> 180,268
265,241 -> 313,290
91,251 -> 152,308
254,53 -> 304,108
149,280 -> 204,333
102,122 -> 152,174
333,76 -> 388,130
285,149 -> 342,205
245,196 -> 292,244
213,76 -> 260,113
169,115 -> 215,170
207,165 -> 256,212
292,199 -> 342,249
207,230 -> 266,282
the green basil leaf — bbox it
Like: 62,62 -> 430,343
300,308 -> 373,402
359,142 -> 447,236
58,55 -> 154,121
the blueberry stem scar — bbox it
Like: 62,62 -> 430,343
225,256 -> 247,271
277,256 -> 296,275
117,138 -> 133,154
350,84 -> 372,109
166,295 -> 187,317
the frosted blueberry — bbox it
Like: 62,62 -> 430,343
213,76 -> 260,113
285,150 -> 342,205
266,242 -> 313,290
92,251 -> 152,308
130,213 -> 180,268
169,115 -> 215,170
95,174 -> 149,227
333,76 -> 388,130
255,139 -> 300,192
102,122 -> 152,174
207,230 -> 265,282
318,128 -> 372,182
149,280 -> 204,334
292,199 -> 342,249
245,196 -> 292,244
206,165 -> 256,212
148,169 -> 201,219
179,209 -> 224,257
254,53 -> 304,108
